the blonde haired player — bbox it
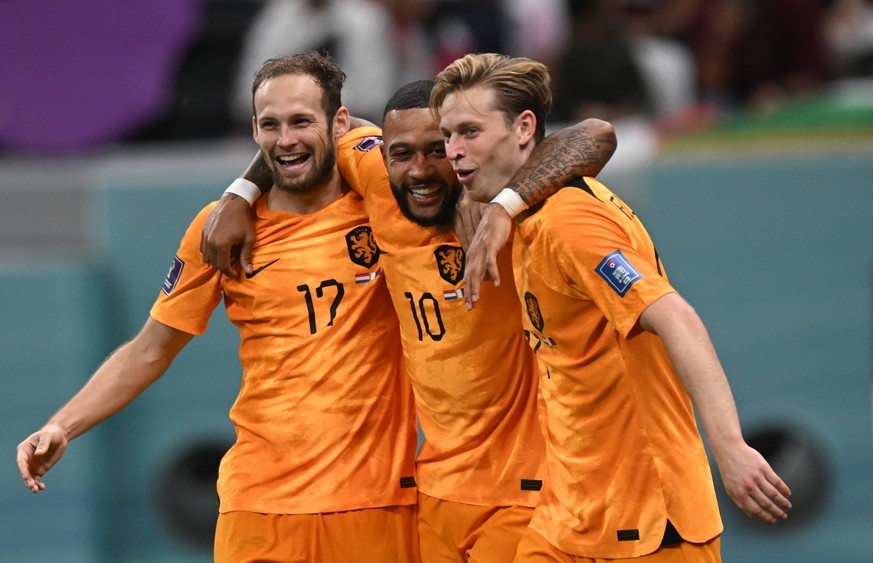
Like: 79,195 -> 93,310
433,52 -> 792,562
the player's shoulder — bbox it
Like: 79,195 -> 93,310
188,201 -> 221,230
339,126 -> 384,154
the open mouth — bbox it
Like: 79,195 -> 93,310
455,168 -> 475,185
276,153 -> 310,170
409,184 -> 441,198
407,183 -> 443,205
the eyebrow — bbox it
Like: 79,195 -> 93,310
387,139 -> 444,151
442,118 -> 480,133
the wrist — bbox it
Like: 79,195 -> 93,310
44,420 -> 73,441
490,187 -> 528,218
225,178 -> 260,206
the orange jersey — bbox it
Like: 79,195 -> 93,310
151,191 -> 417,515
337,128 -> 546,507
512,178 -> 722,558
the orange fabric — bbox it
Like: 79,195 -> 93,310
151,189 -> 417,515
512,178 -> 722,558
337,128 -> 547,508
514,527 -> 721,563
417,492 -> 534,563
214,506 -> 420,563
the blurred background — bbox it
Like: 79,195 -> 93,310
1,0 -> 871,561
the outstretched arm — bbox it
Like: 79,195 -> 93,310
17,318 -> 193,493
638,293 -> 792,524
462,118 -> 617,308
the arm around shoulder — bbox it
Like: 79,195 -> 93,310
509,118 -> 617,208
200,152 -> 269,277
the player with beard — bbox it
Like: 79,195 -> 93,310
200,79 -> 617,561
17,52 -> 419,562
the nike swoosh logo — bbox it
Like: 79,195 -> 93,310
244,258 -> 280,279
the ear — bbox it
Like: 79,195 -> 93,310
515,110 -> 537,147
251,115 -> 258,143
333,106 -> 351,138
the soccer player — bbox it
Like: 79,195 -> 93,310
200,81 -> 617,561
432,53 -> 792,562
17,52 -> 419,562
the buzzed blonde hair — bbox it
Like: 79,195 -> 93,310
430,53 -> 552,143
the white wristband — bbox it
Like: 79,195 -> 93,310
224,178 -> 261,206
490,187 -> 529,217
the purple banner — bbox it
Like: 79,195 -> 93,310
0,0 -> 202,154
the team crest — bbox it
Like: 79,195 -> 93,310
524,291 -> 544,332
434,245 -> 465,284
346,226 -> 381,268
353,136 -> 383,152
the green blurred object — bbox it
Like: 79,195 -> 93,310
662,82 -> 873,156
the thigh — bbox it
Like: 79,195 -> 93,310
317,505 -> 420,563
466,504 -> 534,563
513,528 -> 577,563
418,493 -> 468,563
514,528 -> 721,563
214,511 -> 308,563
418,492 -> 533,563
640,536 -> 721,563
214,507 -> 419,563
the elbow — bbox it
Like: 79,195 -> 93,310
587,118 -> 617,151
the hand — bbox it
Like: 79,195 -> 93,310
17,424 -> 69,493
461,204 -> 512,310
199,193 -> 256,277
716,442 -> 792,524
452,191 -> 487,251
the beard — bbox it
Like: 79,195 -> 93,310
270,138 -> 337,195
390,179 -> 460,228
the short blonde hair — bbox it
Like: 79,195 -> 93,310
430,53 -> 552,143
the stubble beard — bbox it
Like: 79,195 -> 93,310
270,140 -> 337,195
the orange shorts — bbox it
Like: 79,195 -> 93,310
214,506 -> 419,563
417,492 -> 534,563
513,528 -> 721,563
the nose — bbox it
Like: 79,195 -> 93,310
444,134 -> 463,162
408,153 -> 431,179
277,125 -> 297,148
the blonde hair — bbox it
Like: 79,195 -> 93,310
430,53 -> 552,143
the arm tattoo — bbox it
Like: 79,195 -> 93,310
508,121 -> 616,207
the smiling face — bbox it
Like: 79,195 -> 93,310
252,73 -> 340,196
382,107 -> 460,227
438,85 -> 533,203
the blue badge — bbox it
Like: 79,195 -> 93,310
595,250 -> 642,297
353,136 -> 383,152
161,255 -> 184,295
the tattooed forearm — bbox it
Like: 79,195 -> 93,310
242,152 -> 275,194
507,118 -> 617,207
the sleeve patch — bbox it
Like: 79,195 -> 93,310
161,255 -> 185,295
353,136 -> 383,152
595,250 -> 642,297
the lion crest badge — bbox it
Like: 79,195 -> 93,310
346,226 -> 381,268
524,291 -> 545,332
434,245 -> 465,284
